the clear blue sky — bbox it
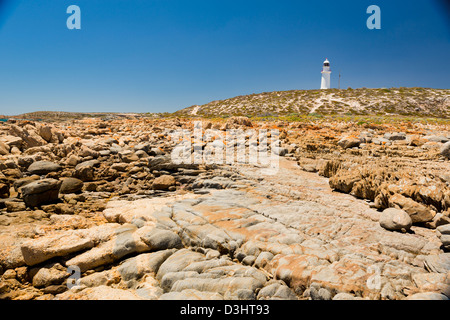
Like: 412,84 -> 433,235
0,0 -> 449,114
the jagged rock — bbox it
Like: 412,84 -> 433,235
8,124 -> 46,149
38,125 -> 52,143
226,116 -> 253,127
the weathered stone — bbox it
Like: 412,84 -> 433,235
159,289 -> 223,300
27,161 -> 61,175
257,281 -> 298,300
140,228 -> 183,251
74,160 -> 99,181
8,124 -> 46,149
5,200 -> 26,212
20,179 -> 61,207
0,141 -> 9,155
388,193 -> 434,223
337,136 -> 361,149
38,125 -> 52,143
31,263 -> 69,287
64,225 -> 152,272
437,224 -> 450,236
379,208 -> 412,231
55,285 -> 145,300
59,178 -> 83,194
405,292 -> 449,300
117,249 -> 176,281
21,232 -> 94,266
0,183 -> 9,198
441,141 -> 450,159
424,253 -> 450,273
152,175 -> 176,190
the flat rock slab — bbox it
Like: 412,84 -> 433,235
21,232 -> 94,266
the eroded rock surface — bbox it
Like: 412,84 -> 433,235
0,117 -> 449,300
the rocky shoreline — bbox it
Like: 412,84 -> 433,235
0,117 -> 449,300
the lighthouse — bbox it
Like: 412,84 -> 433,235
321,58 -> 331,89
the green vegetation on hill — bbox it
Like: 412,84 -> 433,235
175,87 -> 450,119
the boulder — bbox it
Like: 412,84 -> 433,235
38,125 -> 52,143
20,178 -> 61,207
379,208 -> 412,231
74,160 -> 99,181
59,178 -> 83,194
337,136 -> 361,149
388,193 -> 434,223
152,175 -> 176,190
27,161 -> 62,175
385,132 -> 406,141
119,150 -> 139,163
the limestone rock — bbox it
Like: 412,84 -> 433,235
140,228 -> 183,251
388,193 -> 434,223
21,232 -> 94,266
38,125 -> 53,143
117,249 -> 176,281
152,175 -> 176,190
337,136 -> 361,149
379,208 -> 412,231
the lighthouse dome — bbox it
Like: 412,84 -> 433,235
323,59 -> 330,67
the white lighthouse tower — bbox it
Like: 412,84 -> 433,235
321,58 -> 331,89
